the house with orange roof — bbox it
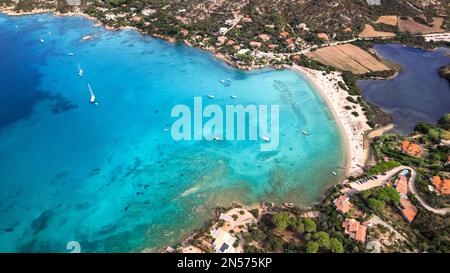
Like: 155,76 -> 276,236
242,16 -> 252,23
401,140 -> 422,157
399,199 -> 418,223
443,179 -> 450,195
395,174 -> 409,198
342,218 -> 367,243
279,31 -> 289,38
334,195 -> 353,214
317,33 -> 329,41
249,41 -> 262,48
431,176 -> 450,195
258,34 -> 271,41
343,27 -> 352,33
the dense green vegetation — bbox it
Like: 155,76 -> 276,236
367,160 -> 401,176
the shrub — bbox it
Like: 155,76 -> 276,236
306,241 -> 319,253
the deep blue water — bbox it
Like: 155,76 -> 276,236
359,44 -> 450,134
0,14 -> 345,252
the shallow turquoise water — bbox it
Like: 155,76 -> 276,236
0,14 -> 345,252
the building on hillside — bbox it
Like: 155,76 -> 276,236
342,218 -> 367,243
401,140 -> 422,157
317,33 -> 329,41
334,195 -> 353,214
211,228 -> 237,253
395,174 -> 409,199
431,176 -> 450,195
279,31 -> 289,38
399,199 -> 418,223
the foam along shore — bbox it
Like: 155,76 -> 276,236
291,65 -> 371,177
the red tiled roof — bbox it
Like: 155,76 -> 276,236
334,195 -> 353,214
400,199 -> 418,223
317,33 -> 329,40
432,176 -> 442,191
355,225 -> 367,243
442,179 -> 450,195
396,175 -> 408,195
342,218 -> 366,243
401,140 -> 422,157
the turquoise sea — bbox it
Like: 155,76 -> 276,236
0,14 -> 345,252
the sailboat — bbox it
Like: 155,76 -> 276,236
302,129 -> 309,135
88,83 -> 96,104
77,63 -> 84,77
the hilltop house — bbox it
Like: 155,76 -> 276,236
342,218 -> 367,243
211,228 -> 237,253
399,199 -> 418,223
334,195 -> 353,214
393,170 -> 418,223
401,140 -> 422,157
317,33 -> 329,41
431,176 -> 450,195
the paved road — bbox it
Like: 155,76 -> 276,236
349,165 -> 449,215
349,166 -> 407,191
408,171 -> 450,215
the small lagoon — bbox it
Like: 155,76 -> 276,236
0,14 -> 345,252
359,44 -> 450,134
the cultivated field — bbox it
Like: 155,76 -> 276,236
375,16 -> 398,26
307,44 -> 390,74
359,24 -> 396,38
398,17 -> 445,34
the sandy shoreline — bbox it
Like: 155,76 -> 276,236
292,65 -> 371,177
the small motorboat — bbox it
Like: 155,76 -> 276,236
262,136 -> 270,142
331,171 -> 337,176
220,80 -> 225,84
40,38 -> 45,43
88,83 -> 96,104
214,136 -> 222,141
302,129 -> 309,135
208,94 -> 215,99
68,52 -> 74,56
230,95 -> 237,99
77,63 -> 84,77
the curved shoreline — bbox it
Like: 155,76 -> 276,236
0,8 -> 367,178
291,65 -> 370,178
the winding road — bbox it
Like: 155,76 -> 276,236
349,165 -> 449,215
408,170 -> 450,215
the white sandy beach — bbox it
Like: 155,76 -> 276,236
292,65 -> 371,177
